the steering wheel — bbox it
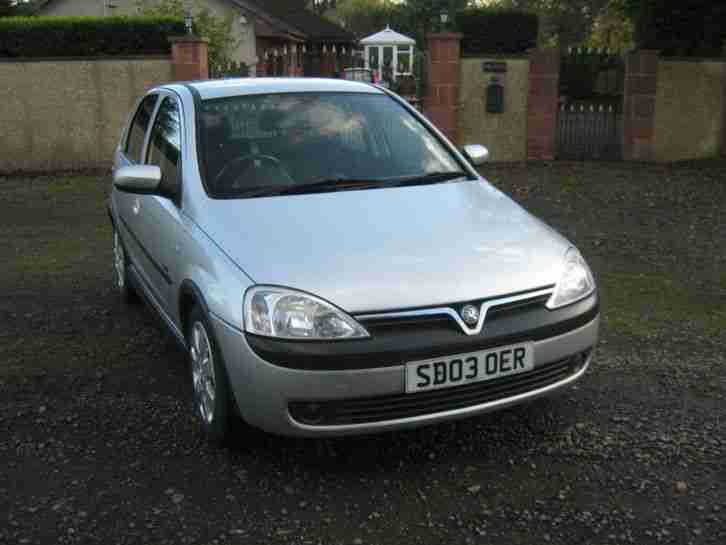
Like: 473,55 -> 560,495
213,154 -> 294,189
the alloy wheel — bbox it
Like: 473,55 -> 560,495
190,321 -> 217,424
113,230 -> 125,291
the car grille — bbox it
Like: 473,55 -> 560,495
359,293 -> 552,335
288,351 -> 589,426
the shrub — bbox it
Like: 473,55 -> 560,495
0,16 -> 185,58
456,8 -> 539,56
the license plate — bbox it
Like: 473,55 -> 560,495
405,342 -> 534,394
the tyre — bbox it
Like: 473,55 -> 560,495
113,227 -> 139,304
187,305 -> 233,443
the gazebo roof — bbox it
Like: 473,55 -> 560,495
360,26 -> 416,46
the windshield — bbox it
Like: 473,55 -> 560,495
198,92 -> 467,198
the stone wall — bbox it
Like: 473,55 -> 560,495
458,57 -> 529,162
652,59 -> 725,162
0,58 -> 174,173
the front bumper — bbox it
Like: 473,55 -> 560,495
213,313 -> 599,437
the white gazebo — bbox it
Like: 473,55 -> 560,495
360,26 -> 416,82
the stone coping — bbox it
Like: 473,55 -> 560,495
169,35 -> 210,44
0,55 -> 171,63
461,53 -> 529,60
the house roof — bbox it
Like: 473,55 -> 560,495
360,26 -> 416,46
36,0 -> 354,44
234,0 -> 354,43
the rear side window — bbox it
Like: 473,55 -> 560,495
146,97 -> 182,197
125,94 -> 158,162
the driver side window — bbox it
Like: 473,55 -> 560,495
146,96 -> 182,198
125,94 -> 157,163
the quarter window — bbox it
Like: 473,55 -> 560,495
125,94 -> 157,163
146,97 -> 182,197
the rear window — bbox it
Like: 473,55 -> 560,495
198,92 -> 460,198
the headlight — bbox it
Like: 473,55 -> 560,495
546,248 -> 595,309
243,286 -> 370,340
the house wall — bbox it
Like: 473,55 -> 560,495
458,57 -> 530,162
0,57 -> 173,173
652,59 -> 725,161
38,0 -> 114,16
37,0 -> 258,71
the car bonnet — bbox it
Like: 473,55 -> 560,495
199,179 -> 570,314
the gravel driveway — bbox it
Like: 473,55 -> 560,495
1,161 -> 725,545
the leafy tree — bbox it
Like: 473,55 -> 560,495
335,0 -> 397,39
632,0 -> 726,56
135,0 -> 238,73
4,0 -> 45,16
585,1 -> 634,51
494,0 -> 615,48
0,0 -> 15,18
310,0 -> 338,15
336,0 -> 469,44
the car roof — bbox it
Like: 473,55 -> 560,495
169,77 -> 384,101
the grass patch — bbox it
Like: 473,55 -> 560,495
1,175 -> 109,290
0,333 -> 129,376
599,270 -> 726,339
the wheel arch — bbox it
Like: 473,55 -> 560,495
179,279 -> 210,339
179,278 -> 240,422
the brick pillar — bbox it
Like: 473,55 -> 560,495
425,32 -> 462,143
623,50 -> 659,161
170,36 -> 209,81
526,49 -> 560,161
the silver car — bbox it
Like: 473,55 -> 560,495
109,78 -> 599,441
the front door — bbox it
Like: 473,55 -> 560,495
114,93 -> 161,298
134,93 -> 185,316
382,46 -> 394,84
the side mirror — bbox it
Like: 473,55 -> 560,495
113,165 -> 162,194
462,144 -> 489,166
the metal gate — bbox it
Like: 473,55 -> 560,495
260,44 -> 363,78
557,48 -> 624,160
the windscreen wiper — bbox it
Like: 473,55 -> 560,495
243,172 -> 471,197
387,171 -> 471,187
229,179 -> 377,198
272,178 -> 390,195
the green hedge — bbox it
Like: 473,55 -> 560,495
636,0 -> 726,57
0,16 -> 186,58
456,8 -> 538,56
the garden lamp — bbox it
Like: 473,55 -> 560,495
184,12 -> 193,35
440,8 -> 449,27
